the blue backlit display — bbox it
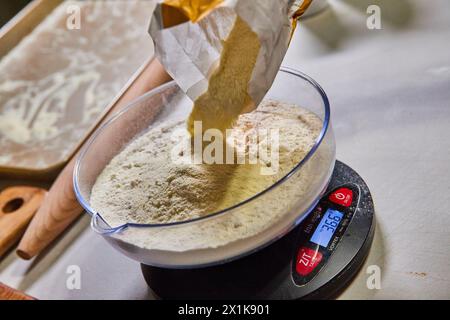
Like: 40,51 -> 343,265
310,209 -> 343,247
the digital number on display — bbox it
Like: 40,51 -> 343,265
310,209 -> 343,247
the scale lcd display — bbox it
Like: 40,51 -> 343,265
310,209 -> 343,247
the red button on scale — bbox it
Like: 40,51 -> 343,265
329,188 -> 353,207
295,247 -> 323,276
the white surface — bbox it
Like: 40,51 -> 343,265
1,0 -> 450,299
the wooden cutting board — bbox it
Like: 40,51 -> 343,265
0,282 -> 35,300
0,0 -> 155,180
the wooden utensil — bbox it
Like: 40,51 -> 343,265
17,58 -> 171,260
0,187 -> 46,258
0,282 -> 35,300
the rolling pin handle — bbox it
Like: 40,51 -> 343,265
91,212 -> 127,235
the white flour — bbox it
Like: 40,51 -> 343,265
90,100 -> 322,251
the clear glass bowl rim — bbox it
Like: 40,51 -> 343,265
73,67 -> 331,231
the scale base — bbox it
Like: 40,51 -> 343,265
141,161 -> 375,300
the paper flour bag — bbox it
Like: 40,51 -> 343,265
149,0 -> 312,133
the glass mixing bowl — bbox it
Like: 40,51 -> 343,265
74,67 -> 336,268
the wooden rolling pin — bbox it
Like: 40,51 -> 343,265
0,187 -> 46,258
0,282 -> 35,300
17,58 -> 171,259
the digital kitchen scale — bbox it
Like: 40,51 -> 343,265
141,161 -> 375,299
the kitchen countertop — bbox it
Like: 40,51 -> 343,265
1,0 -> 449,299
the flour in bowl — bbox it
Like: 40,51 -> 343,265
90,99 -> 323,250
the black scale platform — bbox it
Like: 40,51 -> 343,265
142,161 -> 375,299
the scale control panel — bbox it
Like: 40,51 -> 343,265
292,184 -> 360,286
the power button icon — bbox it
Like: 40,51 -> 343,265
335,192 -> 345,200
329,188 -> 353,207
